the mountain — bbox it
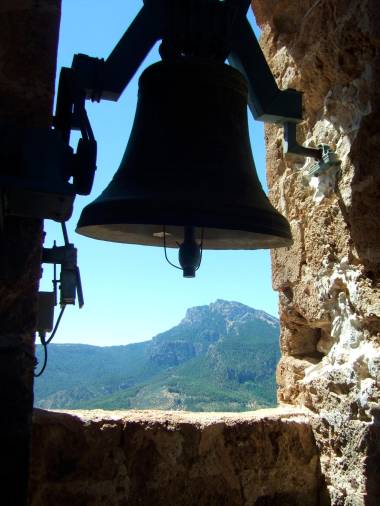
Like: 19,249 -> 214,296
34,300 -> 280,412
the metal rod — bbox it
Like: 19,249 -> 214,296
101,4 -> 161,100
283,122 -> 322,159
228,17 -> 303,122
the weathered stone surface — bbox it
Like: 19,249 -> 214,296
311,415 -> 380,506
0,1 -> 61,505
252,0 -> 380,503
29,407 -> 323,506
0,0 -> 61,128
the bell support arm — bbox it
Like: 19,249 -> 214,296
227,12 -> 329,161
228,16 -> 303,124
283,122 -> 322,160
70,2 -> 162,102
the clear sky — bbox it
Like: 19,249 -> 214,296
41,0 -> 279,346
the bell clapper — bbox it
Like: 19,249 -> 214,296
178,226 -> 203,278
163,226 -> 203,278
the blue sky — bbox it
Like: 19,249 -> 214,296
41,0 -> 278,346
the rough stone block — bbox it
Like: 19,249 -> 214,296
29,408 -> 323,506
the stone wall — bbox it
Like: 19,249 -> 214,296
252,0 -> 380,503
29,407 -> 323,506
0,1 -> 61,504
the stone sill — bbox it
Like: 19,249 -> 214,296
35,404 -> 310,424
30,406 -> 324,506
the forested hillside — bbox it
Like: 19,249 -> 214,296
35,300 -> 280,411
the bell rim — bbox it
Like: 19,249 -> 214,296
76,222 -> 293,251
76,198 -> 292,250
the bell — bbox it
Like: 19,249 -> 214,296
76,60 -> 292,251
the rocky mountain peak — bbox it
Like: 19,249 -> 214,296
182,300 -> 278,328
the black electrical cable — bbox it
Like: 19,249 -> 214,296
61,221 -> 69,246
195,227 -> 204,271
34,336 -> 48,378
34,305 -> 66,377
163,225 -> 182,270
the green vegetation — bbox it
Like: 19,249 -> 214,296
35,300 -> 280,411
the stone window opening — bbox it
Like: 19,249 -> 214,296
0,1 -> 378,505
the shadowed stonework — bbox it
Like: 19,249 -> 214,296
0,1 -> 61,504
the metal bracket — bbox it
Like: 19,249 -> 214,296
42,244 -> 81,306
35,224 -> 83,375
42,245 -> 84,308
307,144 -> 341,177
54,67 -> 97,195
42,224 -> 84,308
70,1 -> 161,102
283,122 -> 322,159
283,123 -> 341,171
0,112 -> 96,222
228,23 -> 303,123
0,122 -> 76,221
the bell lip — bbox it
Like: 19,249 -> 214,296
76,222 -> 293,250
76,199 -> 292,250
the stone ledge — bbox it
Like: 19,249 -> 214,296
35,405 -> 310,424
29,407 -> 324,506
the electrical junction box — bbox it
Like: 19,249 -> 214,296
36,292 -> 55,334
0,122 -> 75,222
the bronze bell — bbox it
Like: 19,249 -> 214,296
76,60 -> 292,251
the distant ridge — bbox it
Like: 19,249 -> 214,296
35,300 -> 280,411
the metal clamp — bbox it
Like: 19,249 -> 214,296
42,225 -> 84,308
307,144 -> 341,177
36,223 -> 84,337
283,122 -> 341,175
